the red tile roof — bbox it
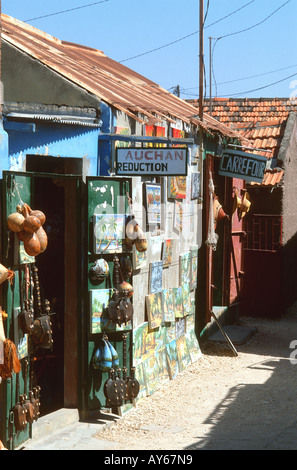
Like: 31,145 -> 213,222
188,97 -> 297,186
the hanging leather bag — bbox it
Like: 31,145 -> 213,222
107,256 -> 133,326
31,265 -> 53,349
12,373 -> 27,432
18,265 -> 34,335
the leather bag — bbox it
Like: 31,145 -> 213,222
107,256 -> 133,326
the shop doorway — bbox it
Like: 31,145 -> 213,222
26,156 -> 82,416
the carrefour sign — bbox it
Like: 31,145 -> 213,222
115,147 -> 188,176
219,149 -> 267,183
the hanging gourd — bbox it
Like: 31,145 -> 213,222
213,195 -> 228,229
0,264 -> 15,286
8,203 -> 48,257
7,212 -> 25,233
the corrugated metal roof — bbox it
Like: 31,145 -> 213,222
1,14 -> 244,141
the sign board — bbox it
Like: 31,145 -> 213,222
218,149 -> 267,183
115,147 -> 188,176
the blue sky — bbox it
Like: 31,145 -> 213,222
2,0 -> 297,100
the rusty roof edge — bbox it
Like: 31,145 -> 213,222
1,13 -> 247,141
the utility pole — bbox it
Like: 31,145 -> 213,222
0,0 -> 2,118
199,0 -> 204,121
209,36 -> 212,116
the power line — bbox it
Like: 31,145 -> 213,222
215,0 -> 293,41
217,71 -> 297,98
177,63 -> 297,93
24,0 -> 109,22
211,0 -> 294,97
119,0 -> 256,63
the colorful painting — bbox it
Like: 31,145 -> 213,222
165,340 -> 179,380
162,289 -> 175,323
190,246 -> 198,291
90,289 -> 111,333
168,176 -> 187,199
134,363 -> 148,401
172,287 -> 184,318
185,329 -> 202,363
146,292 -> 163,330
181,283 -> 191,316
176,335 -> 191,371
179,252 -> 191,285
90,289 -> 131,333
175,317 -> 186,339
142,349 -> 170,395
162,239 -> 174,268
145,183 -> 161,225
191,171 -> 201,200
174,200 -> 183,232
132,242 -> 148,270
93,214 -> 125,254
149,261 -> 163,294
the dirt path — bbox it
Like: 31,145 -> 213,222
95,314 -> 297,450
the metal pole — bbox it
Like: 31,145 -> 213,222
199,0 -> 204,121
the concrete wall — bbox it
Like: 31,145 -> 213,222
279,114 -> 297,312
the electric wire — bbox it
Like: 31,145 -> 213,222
211,0 -> 294,98
119,0 -> 256,63
216,71 -> 297,98
24,0 -> 109,22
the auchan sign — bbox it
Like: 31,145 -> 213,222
219,149 -> 266,183
115,147 -> 188,176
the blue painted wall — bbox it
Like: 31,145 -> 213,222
3,120 -> 100,176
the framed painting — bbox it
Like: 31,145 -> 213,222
90,289 -> 132,333
191,171 -> 201,200
176,335 -> 191,371
90,288 -> 112,334
172,287 -> 184,318
93,213 -> 125,254
162,239 -> 174,268
145,183 -> 161,225
190,245 -> 198,290
168,176 -> 187,199
174,200 -> 183,232
146,292 -> 163,330
149,261 -> 163,294
132,243 -> 148,270
179,251 -> 191,285
162,288 -> 175,323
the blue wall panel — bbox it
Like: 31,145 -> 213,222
5,121 -> 100,176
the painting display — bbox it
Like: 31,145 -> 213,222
132,316 -> 201,397
93,214 -> 125,254
145,183 -> 161,225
